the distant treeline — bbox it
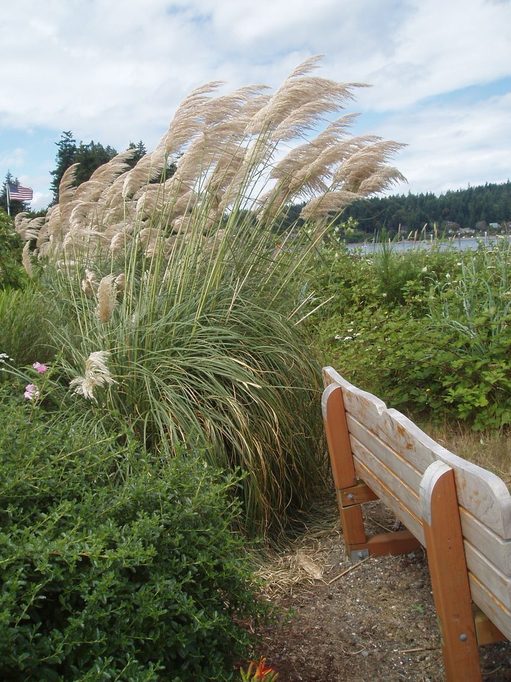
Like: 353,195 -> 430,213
342,180 -> 511,236
282,180 -> 511,239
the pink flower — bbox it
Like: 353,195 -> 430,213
24,384 -> 40,401
32,362 -> 48,374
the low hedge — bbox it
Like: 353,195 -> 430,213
0,392 -> 264,680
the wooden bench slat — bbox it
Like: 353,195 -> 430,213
460,508 -> 511,577
351,438 -> 422,522
355,444 -> 511,609
324,366 -> 511,540
353,456 -> 425,543
347,414 -> 423,489
464,539 -> 511,610
470,574 -> 511,642
350,414 -> 511,578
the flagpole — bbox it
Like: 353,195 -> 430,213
6,181 -> 10,216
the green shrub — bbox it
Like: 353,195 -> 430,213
0,209 -> 26,290
314,242 -> 511,430
0,390 -> 264,680
428,242 -> 511,429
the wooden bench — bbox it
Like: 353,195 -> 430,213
322,366 -> 511,681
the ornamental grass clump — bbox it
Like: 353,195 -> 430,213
17,58 -> 404,534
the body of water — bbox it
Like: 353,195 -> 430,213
346,235 -> 511,254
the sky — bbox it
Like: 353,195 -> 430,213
1,0 -> 510,210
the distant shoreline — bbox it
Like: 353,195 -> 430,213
346,234 -> 511,253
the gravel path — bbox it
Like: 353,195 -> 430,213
256,504 -> 511,681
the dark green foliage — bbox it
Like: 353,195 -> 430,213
0,392 -> 263,680
0,173 -> 29,217
339,181 -> 511,236
0,209 -> 26,289
50,132 -> 118,203
49,132 -> 77,203
312,242 -> 511,431
128,140 -> 148,166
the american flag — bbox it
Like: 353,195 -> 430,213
7,182 -> 33,202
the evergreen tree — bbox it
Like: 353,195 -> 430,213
338,181 -> 511,236
127,140 -> 147,167
50,131 -> 77,203
74,140 -> 117,185
49,131 -> 118,204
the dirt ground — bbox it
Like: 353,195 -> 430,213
255,503 -> 511,681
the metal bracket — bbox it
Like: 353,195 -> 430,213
350,548 -> 369,561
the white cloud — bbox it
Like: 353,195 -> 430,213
375,91 -> 511,194
2,0 -> 510,136
0,147 -> 26,169
0,0 -> 510,203
357,0 -> 511,111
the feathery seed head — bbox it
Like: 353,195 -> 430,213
69,350 -> 117,401
81,268 -> 97,298
96,274 -> 117,322
22,242 -> 33,278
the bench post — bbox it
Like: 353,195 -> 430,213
420,461 -> 482,681
323,381 -> 421,560
323,383 -> 367,558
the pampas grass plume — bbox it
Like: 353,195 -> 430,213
69,350 -> 117,400
22,242 -> 34,278
81,269 -> 97,298
97,274 -> 117,322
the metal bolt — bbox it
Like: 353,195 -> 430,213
459,633 -> 468,642
357,551 -> 366,559
347,493 -> 355,501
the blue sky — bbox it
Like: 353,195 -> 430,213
1,0 -> 510,210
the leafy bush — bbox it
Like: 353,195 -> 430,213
0,209 -> 25,289
0,391 -> 264,680
313,242 -> 511,430
428,241 -> 511,429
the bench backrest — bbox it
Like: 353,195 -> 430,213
322,366 -> 511,640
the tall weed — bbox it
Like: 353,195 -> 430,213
0,285 -> 59,368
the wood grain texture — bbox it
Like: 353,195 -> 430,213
474,607 -> 506,646
322,366 -> 511,649
323,366 -> 511,539
421,461 -> 481,681
322,382 -> 366,552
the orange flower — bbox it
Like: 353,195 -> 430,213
240,657 -> 278,681
254,658 -> 277,679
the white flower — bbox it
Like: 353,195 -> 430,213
70,351 -> 117,401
